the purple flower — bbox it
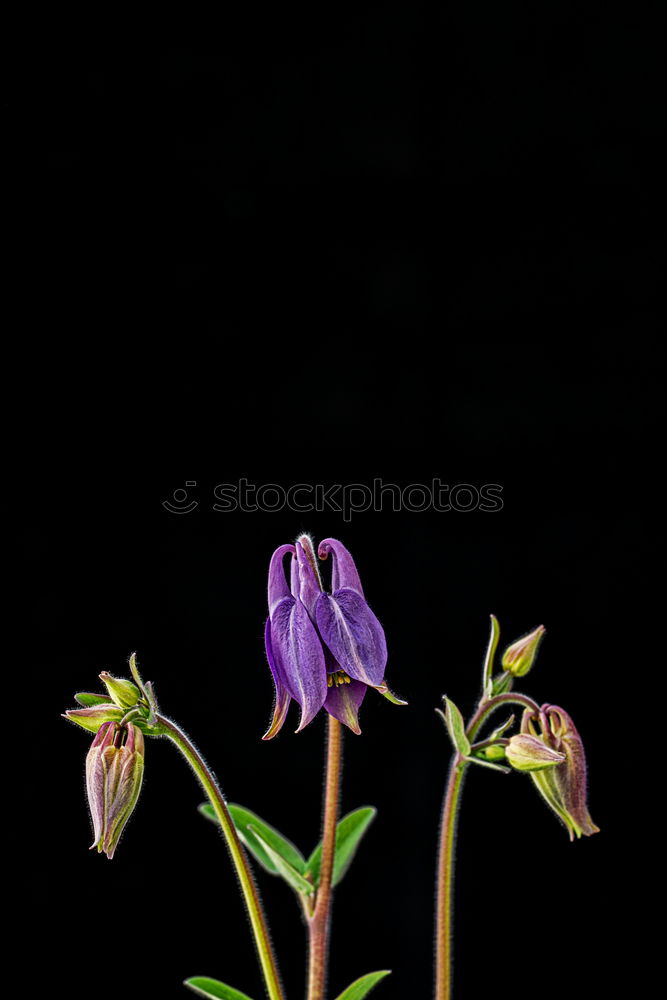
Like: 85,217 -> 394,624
263,535 -> 402,738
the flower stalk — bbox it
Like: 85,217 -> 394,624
434,754 -> 465,1000
155,714 -> 285,1000
307,715 -> 343,1000
434,692 -> 542,1000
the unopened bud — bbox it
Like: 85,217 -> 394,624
501,625 -> 545,677
520,705 -> 599,840
506,733 -> 565,771
474,744 -> 508,763
86,721 -> 145,859
99,672 -> 141,709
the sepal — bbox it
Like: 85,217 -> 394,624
64,704 -> 125,733
505,733 -> 566,771
374,681 -> 408,705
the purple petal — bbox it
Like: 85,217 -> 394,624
270,596 -> 328,732
318,538 -> 364,595
294,538 -> 323,619
263,617 -> 292,739
324,679 -> 367,734
315,589 -> 387,686
267,544 -> 296,614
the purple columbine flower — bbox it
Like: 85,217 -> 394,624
263,535 -> 402,738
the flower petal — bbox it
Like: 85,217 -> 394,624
268,544 -> 296,614
324,679 -> 367,735
315,589 -> 387,686
318,538 -> 364,595
545,706 -> 600,839
263,617 -> 292,739
270,596 -> 328,732
85,722 -> 116,850
294,538 -> 323,618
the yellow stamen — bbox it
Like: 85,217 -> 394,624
327,670 -> 351,687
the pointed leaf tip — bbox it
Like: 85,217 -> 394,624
333,970 -> 392,1000
441,697 -> 471,757
184,976 -> 255,1000
306,807 -> 377,889
224,803 -> 307,880
248,825 -> 315,896
74,692 -> 114,708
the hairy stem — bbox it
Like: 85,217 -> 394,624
435,754 -> 467,1000
435,690 -> 540,1000
156,715 -> 284,1000
467,691 -> 540,742
307,716 -> 343,1000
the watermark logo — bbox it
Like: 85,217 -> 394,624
162,481 -> 199,514
162,480 -> 503,521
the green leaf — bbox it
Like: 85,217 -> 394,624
199,803 -> 219,824
184,976 -> 255,1000
248,826 -> 314,895
482,614 -> 501,696
74,692 -> 111,707
487,715 -> 515,741
198,803 -> 306,878
463,755 -> 511,774
438,697 -> 471,757
333,970 -> 391,1000
491,670 -> 514,696
306,807 -> 377,889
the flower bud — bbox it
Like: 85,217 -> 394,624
477,744 -> 508,763
506,733 -> 565,771
520,705 -> 599,840
99,672 -> 142,709
501,625 -> 545,677
86,721 -> 145,859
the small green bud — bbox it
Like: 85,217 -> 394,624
99,672 -> 142,709
64,704 -> 125,733
505,733 -> 565,771
478,744 -> 508,762
501,625 -> 546,677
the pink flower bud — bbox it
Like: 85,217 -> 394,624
85,721 -> 145,859
520,705 -> 599,840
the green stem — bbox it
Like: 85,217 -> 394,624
435,691 -> 540,1000
307,716 -> 343,1000
156,714 -> 285,1000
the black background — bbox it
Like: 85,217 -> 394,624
13,4 -> 658,999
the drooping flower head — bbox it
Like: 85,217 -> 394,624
519,704 -> 599,840
264,535 -> 404,738
86,720 -> 145,859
